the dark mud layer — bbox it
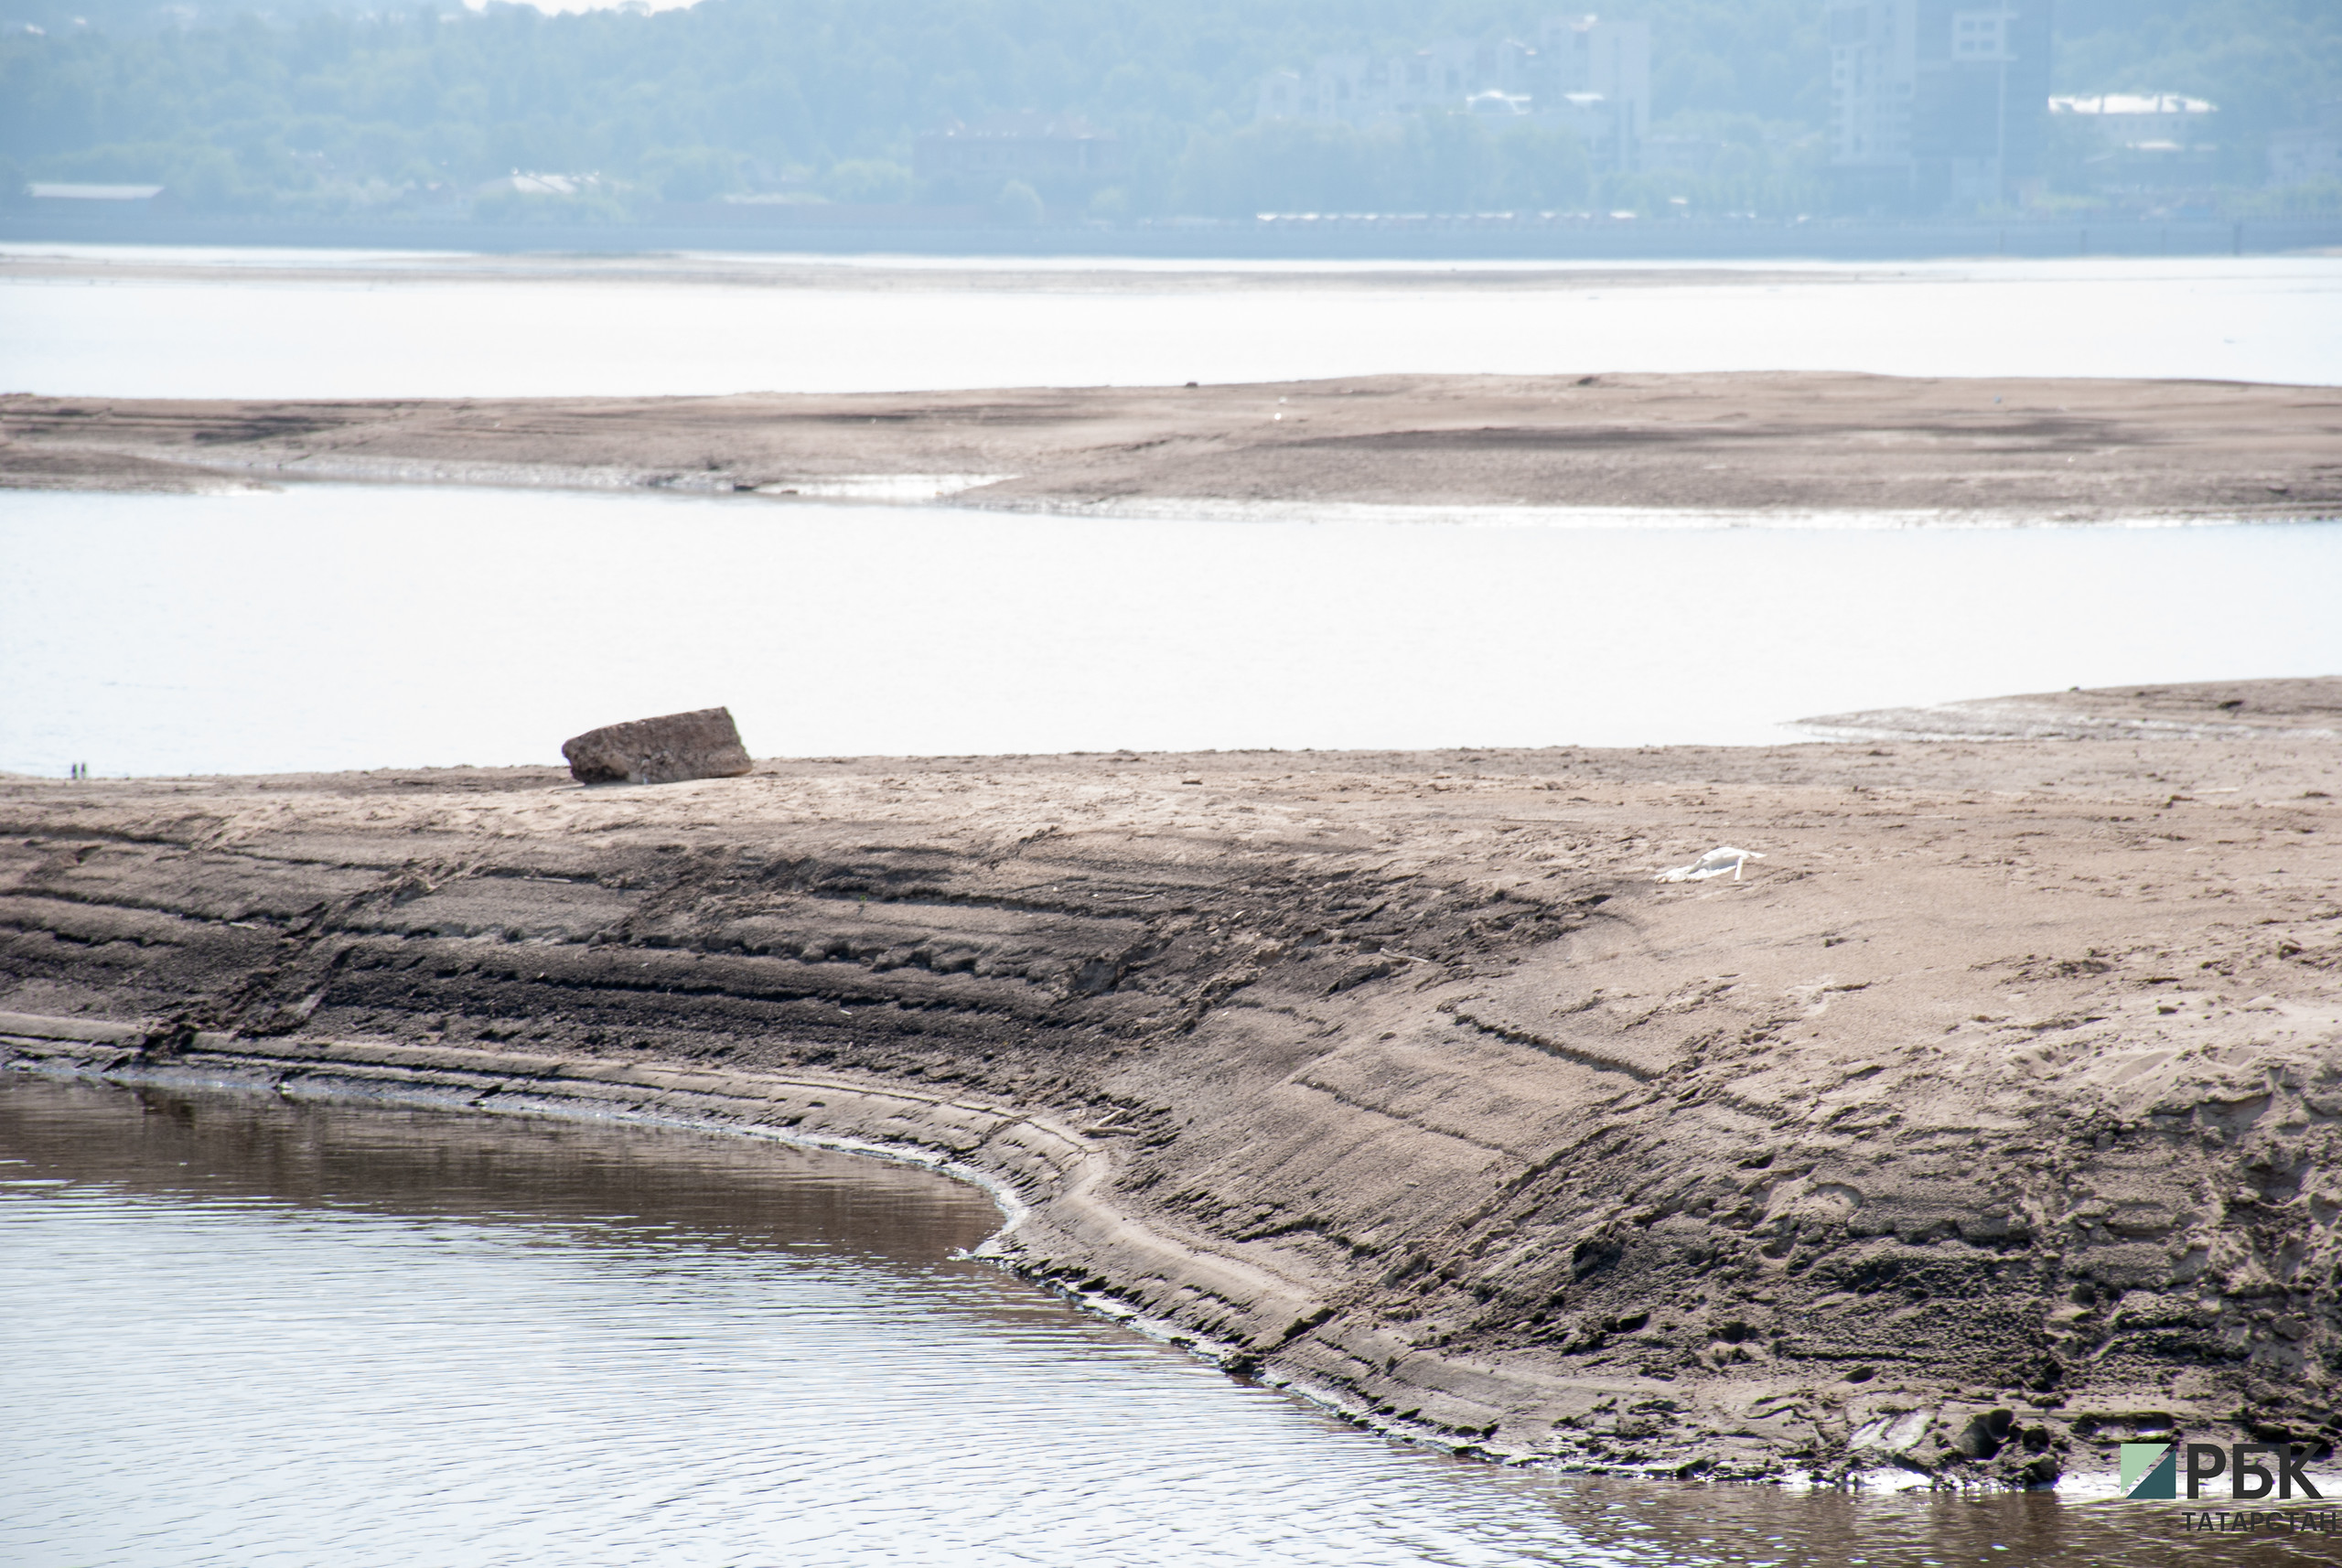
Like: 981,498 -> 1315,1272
5,676 -> 2340,1485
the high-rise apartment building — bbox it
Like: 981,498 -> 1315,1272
1827,0 -> 2053,209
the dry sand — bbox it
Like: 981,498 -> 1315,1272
5,675 -> 2339,1484
5,371 -> 2338,520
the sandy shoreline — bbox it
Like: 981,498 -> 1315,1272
6,372 -> 2338,520
4,674 -> 2338,1484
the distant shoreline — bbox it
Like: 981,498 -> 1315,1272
7,212 -> 2342,264
5,371 -> 2337,522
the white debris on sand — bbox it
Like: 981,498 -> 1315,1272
1655,845 -> 1767,883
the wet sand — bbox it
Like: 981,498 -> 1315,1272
5,371 -> 2337,520
5,675 -> 2339,1484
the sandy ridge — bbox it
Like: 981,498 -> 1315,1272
5,372 -> 2338,519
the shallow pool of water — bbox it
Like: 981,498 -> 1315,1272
3,485 -> 2338,776
1,1073 -> 2320,1566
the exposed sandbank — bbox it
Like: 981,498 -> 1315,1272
5,372 -> 2337,521
5,675 -> 2339,1483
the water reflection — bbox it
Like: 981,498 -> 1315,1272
1,1072 -> 998,1261
0,1074 -> 2322,1566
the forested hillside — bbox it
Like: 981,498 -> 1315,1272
0,0 -> 2332,218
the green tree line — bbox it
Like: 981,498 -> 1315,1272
0,0 -> 2332,219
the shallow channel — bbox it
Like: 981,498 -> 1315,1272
5,485 -> 2339,776
0,1072 -> 2314,1566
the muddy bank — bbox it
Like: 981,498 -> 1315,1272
5,372 -> 2337,520
4,674 -> 2340,1484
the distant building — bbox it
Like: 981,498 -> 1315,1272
1540,13 -> 1649,167
1827,0 -> 2053,210
1466,90 -> 1535,119
24,182 -> 178,214
2048,92 -> 2219,189
913,114 -> 1124,201
2047,91 -> 2216,145
2268,102 -> 2342,188
475,172 -> 606,198
1255,15 -> 1649,173
1257,39 -> 1523,127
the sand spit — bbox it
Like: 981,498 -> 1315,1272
1800,676 -> 2342,744
4,676 -> 2338,1484
5,372 -> 2337,520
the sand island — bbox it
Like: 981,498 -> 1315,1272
5,674 -> 2338,1484
4,371 -> 2337,521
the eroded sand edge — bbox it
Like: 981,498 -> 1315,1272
4,677 -> 2339,1483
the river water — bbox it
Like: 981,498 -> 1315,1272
3,484 -> 2338,776
5,248 -> 2338,1563
6,247 -> 2337,776
2,250 -> 2337,396
0,1073 -> 2316,1567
